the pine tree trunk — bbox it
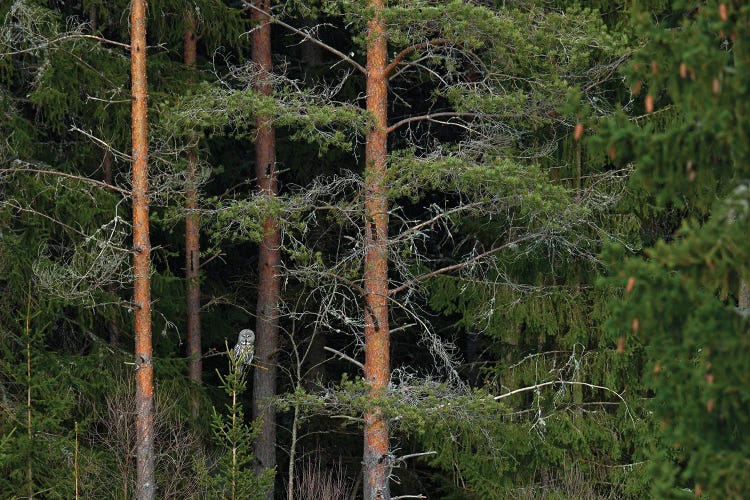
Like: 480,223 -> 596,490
250,1 -> 280,494
130,0 -> 154,497
363,1 -> 391,498
183,9 -> 202,417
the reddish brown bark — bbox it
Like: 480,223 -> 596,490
250,1 -> 280,493
183,9 -> 202,416
130,0 -> 154,497
363,1 -> 391,498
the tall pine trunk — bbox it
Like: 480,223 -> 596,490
130,0 -> 154,497
250,1 -> 280,494
363,1 -> 391,498
183,9 -> 202,416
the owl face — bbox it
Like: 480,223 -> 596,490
238,329 -> 255,344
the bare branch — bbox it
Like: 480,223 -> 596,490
391,202 -> 486,242
385,38 -> 452,77
389,234 -> 536,296
494,380 -> 613,401
242,2 -> 366,75
389,323 -> 417,334
1,167 -> 131,196
2,200 -> 94,239
387,112 -> 478,134
0,33 -> 130,56
395,451 -> 436,463
492,380 -> 634,425
70,126 -> 133,162
323,346 -> 364,370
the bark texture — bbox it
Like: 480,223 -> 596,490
183,9 -> 202,416
250,1 -> 280,494
363,1 -> 391,498
130,0 -> 154,497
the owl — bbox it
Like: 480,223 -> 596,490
232,329 -> 255,373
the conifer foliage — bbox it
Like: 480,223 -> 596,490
600,1 -> 750,497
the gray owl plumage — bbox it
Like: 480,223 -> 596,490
232,329 -> 255,373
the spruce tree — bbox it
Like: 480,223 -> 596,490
599,1 -> 750,497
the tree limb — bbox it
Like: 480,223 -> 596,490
493,380 -> 634,425
389,323 -> 417,334
288,268 -> 366,298
387,112 -> 478,134
396,451 -> 436,463
385,38 -> 452,77
388,234 -> 536,296
324,346 -> 364,370
1,200 -> 91,239
242,2 -> 366,75
0,34 -> 130,56
69,126 -> 133,162
1,167 -> 131,196
391,202 -> 486,242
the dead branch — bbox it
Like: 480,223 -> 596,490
241,2 -> 366,75
387,112 -> 478,134
0,34 -> 130,56
389,233 -> 537,296
324,346 -> 364,370
493,380 -> 634,425
385,38 -> 452,77
1,167 -> 131,196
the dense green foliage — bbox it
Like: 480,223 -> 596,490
1,0 -> 749,498
598,1 -> 750,497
